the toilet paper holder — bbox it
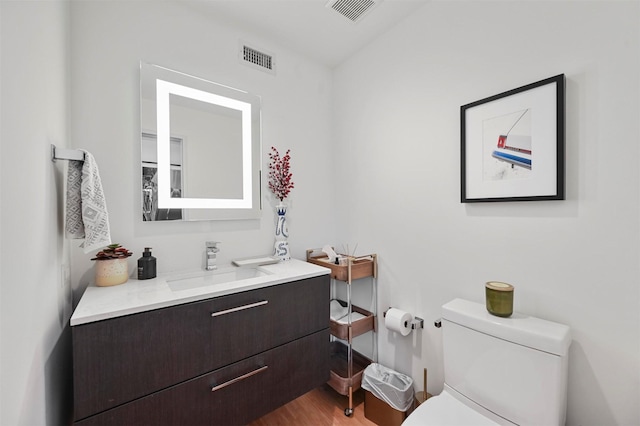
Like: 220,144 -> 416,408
383,308 -> 424,330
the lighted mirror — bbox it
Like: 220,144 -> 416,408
140,62 -> 262,221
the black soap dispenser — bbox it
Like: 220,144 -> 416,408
137,247 -> 156,280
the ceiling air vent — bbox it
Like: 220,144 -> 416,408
240,43 -> 276,75
326,0 -> 380,23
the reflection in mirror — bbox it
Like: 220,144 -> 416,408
141,132 -> 183,221
140,62 -> 262,221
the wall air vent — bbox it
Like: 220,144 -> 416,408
240,43 -> 276,75
326,0 -> 380,23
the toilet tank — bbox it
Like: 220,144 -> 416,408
442,299 -> 571,426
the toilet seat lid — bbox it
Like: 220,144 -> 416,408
402,390 -> 500,426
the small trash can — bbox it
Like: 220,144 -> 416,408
361,363 -> 414,426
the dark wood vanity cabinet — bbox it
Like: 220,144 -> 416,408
72,275 -> 330,425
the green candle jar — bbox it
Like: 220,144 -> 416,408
485,281 -> 514,317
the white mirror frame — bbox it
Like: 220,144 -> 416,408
140,62 -> 262,220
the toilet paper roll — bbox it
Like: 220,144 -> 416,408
385,308 -> 413,336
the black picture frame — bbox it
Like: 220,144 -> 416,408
461,74 -> 565,203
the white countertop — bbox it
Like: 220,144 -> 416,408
70,258 -> 330,326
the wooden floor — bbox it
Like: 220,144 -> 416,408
249,385 -> 376,426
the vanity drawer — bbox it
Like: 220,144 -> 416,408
73,275 -> 329,421
74,329 -> 330,426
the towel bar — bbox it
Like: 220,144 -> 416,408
51,144 -> 85,162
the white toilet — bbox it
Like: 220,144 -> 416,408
403,298 -> 571,426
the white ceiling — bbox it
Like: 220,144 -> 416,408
182,0 -> 430,68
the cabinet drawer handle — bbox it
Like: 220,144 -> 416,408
210,300 -> 268,317
210,366 -> 268,392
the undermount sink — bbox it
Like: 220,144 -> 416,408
166,267 -> 272,292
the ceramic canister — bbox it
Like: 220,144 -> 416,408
95,258 -> 129,287
485,281 -> 514,317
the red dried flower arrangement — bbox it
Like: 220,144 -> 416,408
268,146 -> 294,202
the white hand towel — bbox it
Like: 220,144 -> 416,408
337,312 -> 366,324
65,150 -> 112,253
330,299 -> 349,321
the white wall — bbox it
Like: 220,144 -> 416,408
3,1 -> 638,425
333,1 -> 639,425
0,1 -> 73,425
68,1 -> 337,293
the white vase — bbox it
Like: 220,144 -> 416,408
274,202 -> 291,261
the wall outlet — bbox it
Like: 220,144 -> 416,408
61,264 -> 70,289
60,263 -> 72,322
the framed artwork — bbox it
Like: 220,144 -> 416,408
461,74 -> 565,202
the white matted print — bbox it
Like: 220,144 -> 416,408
483,108 -> 531,181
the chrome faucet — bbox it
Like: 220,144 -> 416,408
205,241 -> 220,271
